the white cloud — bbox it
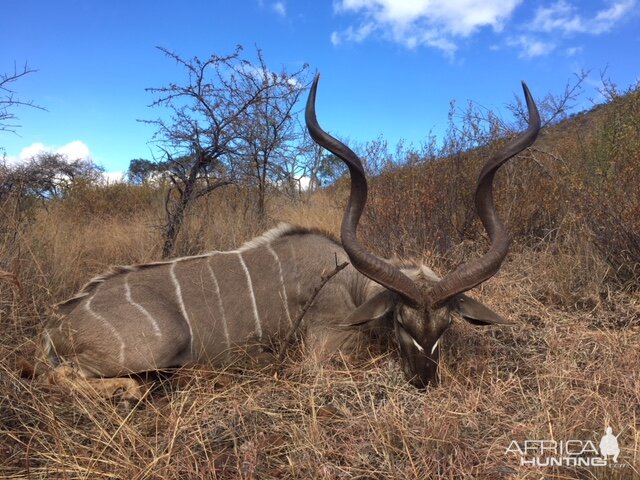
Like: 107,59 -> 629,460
530,1 -> 583,33
505,1 -> 636,58
14,143 -> 47,163
102,171 -> 125,183
332,0 -> 636,58
272,1 -> 286,17
564,45 -> 583,57
331,22 -> 377,46
332,0 -> 522,54
594,0 -> 634,24
6,140 -> 92,165
299,176 -> 311,191
530,0 -> 636,35
56,140 -> 91,161
507,35 -> 556,58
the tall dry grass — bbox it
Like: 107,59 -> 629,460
1,88 -> 639,479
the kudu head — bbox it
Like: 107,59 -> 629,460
306,74 -> 541,388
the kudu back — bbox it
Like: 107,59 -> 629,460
38,75 -> 540,398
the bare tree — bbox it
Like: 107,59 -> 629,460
142,46 -> 309,257
1,63 -> 45,136
234,51 -> 309,218
275,126 -> 347,198
507,70 -> 588,129
278,132 -> 326,196
0,153 -> 102,264
1,152 -> 102,202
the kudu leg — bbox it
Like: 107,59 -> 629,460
47,365 -> 144,401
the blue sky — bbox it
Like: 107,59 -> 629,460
2,0 -> 639,176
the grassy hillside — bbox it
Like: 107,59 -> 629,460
0,87 -> 639,479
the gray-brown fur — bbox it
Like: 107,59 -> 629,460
40,219 -> 507,397
42,223 -> 378,381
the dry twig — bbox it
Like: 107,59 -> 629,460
277,257 -> 349,361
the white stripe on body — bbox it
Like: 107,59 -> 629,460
237,252 -> 263,340
124,274 -> 162,338
85,284 -> 126,365
287,240 -> 301,297
206,255 -> 231,353
267,243 -> 292,328
170,261 -> 194,355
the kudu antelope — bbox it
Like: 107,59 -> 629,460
38,75 -> 540,398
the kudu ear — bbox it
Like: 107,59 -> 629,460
337,290 -> 396,331
450,294 -> 513,326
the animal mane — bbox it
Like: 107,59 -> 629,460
236,222 -> 298,251
279,224 -> 340,246
54,262 -> 176,314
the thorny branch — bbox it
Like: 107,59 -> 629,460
1,62 -> 46,134
277,257 -> 349,361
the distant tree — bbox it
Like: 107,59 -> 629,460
315,151 -> 348,186
0,152 -> 103,201
143,45 -> 309,258
127,158 -> 158,184
234,51 -> 309,217
507,70 -> 588,129
276,133 -> 323,196
295,134 -> 347,190
594,68 -> 640,103
1,63 -> 45,136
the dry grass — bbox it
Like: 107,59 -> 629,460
1,184 -> 639,479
